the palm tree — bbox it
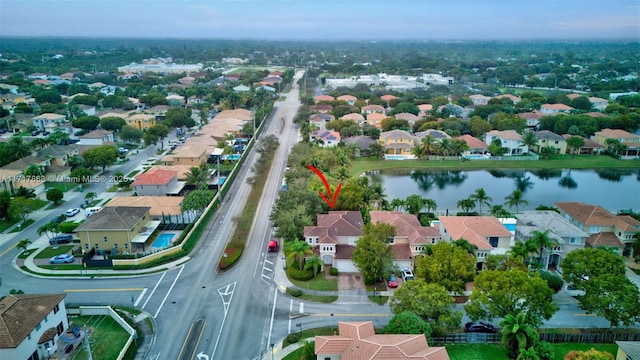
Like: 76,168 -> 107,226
8,137 -> 32,159
367,183 -> 387,210
420,134 -> 436,160
528,230 -> 556,269
304,254 -> 323,278
389,198 -> 405,212
404,194 -> 425,216
522,131 -> 538,153
422,198 -> 437,215
185,163 -> 211,190
450,139 -> 470,157
470,188 -> 492,215
453,239 -> 478,256
510,240 -> 537,265
16,238 -> 32,252
505,189 -> 528,213
499,312 -> 538,359
457,197 -> 476,215
23,164 -> 46,177
37,222 -> 60,242
84,192 -> 97,204
489,204 -> 512,218
286,238 -> 312,271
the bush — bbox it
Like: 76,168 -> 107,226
59,222 -> 81,233
288,266 -> 314,281
286,333 -> 300,344
329,267 -> 338,276
287,288 -> 302,297
539,271 -> 564,293
535,340 -> 554,360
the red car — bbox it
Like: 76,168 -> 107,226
267,240 -> 279,252
388,274 -> 398,288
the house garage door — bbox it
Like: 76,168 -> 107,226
335,259 -> 359,273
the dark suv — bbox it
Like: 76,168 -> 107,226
49,234 -> 73,245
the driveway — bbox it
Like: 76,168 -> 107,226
337,273 -> 366,292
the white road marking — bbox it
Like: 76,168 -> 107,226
299,302 -> 304,314
134,288 -> 147,307
266,286 -> 278,351
212,282 -> 237,359
153,265 -> 185,318
288,299 -> 293,334
142,272 -> 166,308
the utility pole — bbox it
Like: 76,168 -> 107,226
83,325 -> 94,360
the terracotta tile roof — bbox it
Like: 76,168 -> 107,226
381,94 -> 399,101
495,94 -> 521,103
391,243 -> 413,260
314,95 -> 335,102
485,130 -> 523,141
438,216 -> 512,251
0,294 -> 66,348
595,128 -> 640,140
148,164 -> 194,181
132,169 -> 177,186
315,322 -> 450,360
341,113 -> 365,122
457,134 -> 488,149
336,245 -> 356,259
534,130 -> 565,141
75,206 -> 150,231
310,104 -> 333,112
106,196 -> 183,216
304,211 -> 364,246
337,95 -> 357,101
395,112 -> 419,122
583,112 -> 608,118
561,135 -> 603,149
614,215 -> 640,232
554,202 -> 615,226
542,103 -> 573,111
588,96 -> 608,103
418,104 -> 434,111
586,232 -> 625,248
381,129 -> 414,141
365,112 -> 386,126
516,111 -> 541,120
566,93 -> 583,99
370,211 -> 440,246
361,104 -> 385,113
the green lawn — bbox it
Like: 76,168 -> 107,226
282,346 -> 305,360
45,181 -> 79,192
9,219 -> 35,232
70,315 -> 131,360
289,273 -> 338,291
35,245 -> 75,259
350,155 -> 640,177
444,343 -> 618,360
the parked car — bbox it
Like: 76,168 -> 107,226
267,240 -> 279,252
52,214 -> 67,224
388,274 -> 398,288
464,321 -> 496,333
65,208 -> 80,217
118,147 -> 129,154
49,254 -> 74,264
401,268 -> 414,281
49,234 -> 73,245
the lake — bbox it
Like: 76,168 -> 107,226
368,168 -> 640,213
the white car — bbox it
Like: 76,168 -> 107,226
65,208 -> 80,217
401,268 -> 414,281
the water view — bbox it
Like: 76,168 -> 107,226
369,168 -> 640,213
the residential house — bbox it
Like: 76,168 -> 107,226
126,113 -> 156,131
77,104 -> 96,116
395,112 -> 419,126
163,145 -> 209,166
361,104 -> 386,115
0,169 -> 21,195
418,103 -> 434,117
416,129 -> 451,143
438,216 -> 513,269
315,321 -> 450,360
310,104 -> 333,113
336,94 -> 357,105
561,135 -> 603,155
32,113 -> 65,131
232,85 -> 250,93
470,94 -> 491,106
615,341 -> 640,360
166,94 -> 186,107
131,169 -> 185,196
314,94 -> 335,103
456,134 -> 489,156
304,211 -> 364,272
106,196 -> 196,224
592,128 -> 640,158
555,202 -> 640,257
380,94 -> 399,103
588,97 -> 609,111
533,130 -> 567,155
365,112 -> 386,128
0,83 -> 19,94
0,294 -> 69,360
540,103 -> 573,115
516,111 -> 542,129
77,130 -> 114,146
37,145 -> 79,167
379,129 -> 415,158
309,114 -> 334,130
179,76 -> 195,86
370,211 -> 441,269
147,164 -> 195,181
515,210 -> 589,270
495,94 -> 522,104
485,130 -> 528,155
309,130 -> 341,147
75,206 -> 158,254
341,135 -> 375,157
341,113 -> 365,126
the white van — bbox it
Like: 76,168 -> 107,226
85,207 -> 102,217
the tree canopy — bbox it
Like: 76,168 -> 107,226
415,242 -> 475,293
352,222 -> 396,284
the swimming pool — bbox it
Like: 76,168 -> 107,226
222,154 -> 241,161
384,155 -> 413,160
152,233 -> 175,248
464,154 -> 491,160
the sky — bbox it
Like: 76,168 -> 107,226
2,0 -> 640,40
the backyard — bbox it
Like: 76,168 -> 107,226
67,315 -> 131,360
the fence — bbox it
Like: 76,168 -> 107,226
431,331 -> 640,345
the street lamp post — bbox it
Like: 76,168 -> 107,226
270,343 -> 274,360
